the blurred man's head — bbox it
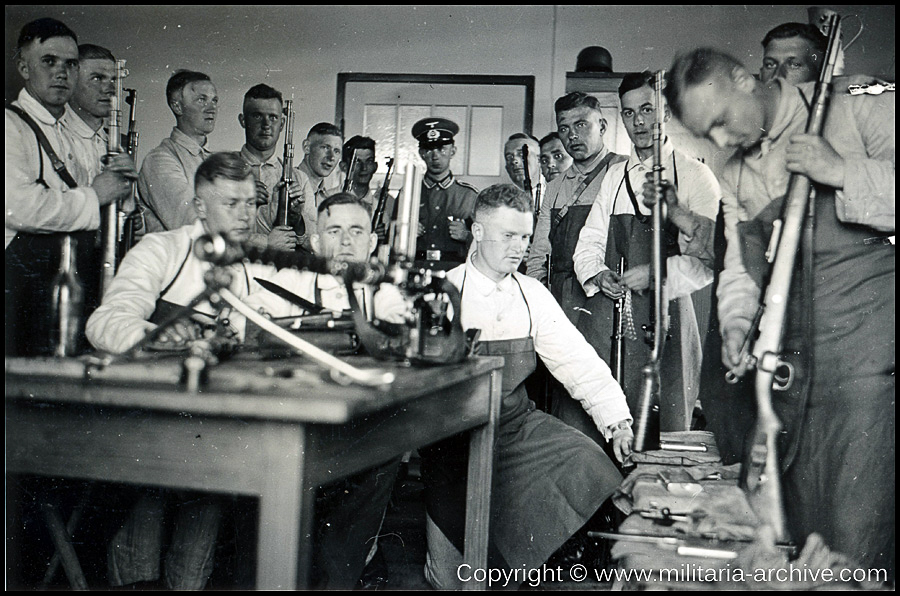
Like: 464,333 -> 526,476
239,84 -> 284,154
194,152 -> 256,243
665,48 -> 766,150
167,70 -> 218,137
340,136 -> 378,190
471,184 -> 534,281
311,193 -> 377,262
760,22 -> 827,85
538,132 -> 572,181
554,92 -> 607,163
15,18 -> 79,118
70,44 -> 116,126
303,123 -> 343,179
503,133 -> 541,190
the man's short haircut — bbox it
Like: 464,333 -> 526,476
16,17 -> 77,55
474,184 -> 533,221
243,83 -> 283,111
539,132 -> 561,147
317,192 -> 373,217
195,152 -> 252,191
307,122 -> 343,140
341,135 -> 376,166
78,43 -> 115,63
762,22 -> 828,54
665,48 -> 743,121
618,70 -> 655,99
506,133 -> 540,144
166,69 -> 212,108
554,92 -> 603,116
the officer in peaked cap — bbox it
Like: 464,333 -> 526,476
412,117 -> 478,270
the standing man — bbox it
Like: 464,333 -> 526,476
412,117 -> 478,269
6,18 -> 135,356
291,122 -> 344,250
666,48 -> 894,576
759,22 -> 828,86
526,92 -> 626,320
325,135 -> 380,208
539,131 -> 573,183
572,71 -> 720,437
504,133 -> 545,214
236,83 -> 300,252
138,69 -> 218,233
423,184 -> 633,589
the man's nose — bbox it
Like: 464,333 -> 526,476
709,128 -> 731,149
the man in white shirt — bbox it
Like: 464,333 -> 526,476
6,18 -> 135,356
423,184 -> 633,589
572,71 -> 720,436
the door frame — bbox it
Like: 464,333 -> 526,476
335,73 -> 535,137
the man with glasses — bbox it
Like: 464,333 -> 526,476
412,117 -> 478,269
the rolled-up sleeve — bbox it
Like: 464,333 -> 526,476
573,172 -> 617,297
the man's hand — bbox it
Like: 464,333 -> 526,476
448,218 -> 468,241
148,319 -> 202,350
417,222 -> 425,237
254,179 -> 270,206
92,153 -> 138,207
721,320 -> 752,374
374,223 -> 388,243
785,134 -> 845,189
642,174 -> 678,210
621,263 -> 650,292
597,270 -> 625,300
267,226 -> 298,251
610,421 -> 634,463
279,181 -> 304,215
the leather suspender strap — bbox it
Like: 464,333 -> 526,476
6,103 -> 79,189
552,152 -> 617,229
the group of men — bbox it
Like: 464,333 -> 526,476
5,12 -> 893,591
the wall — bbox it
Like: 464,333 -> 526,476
5,5 -> 895,168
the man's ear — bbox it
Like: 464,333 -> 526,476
238,113 -> 246,129
598,118 -> 608,136
449,144 -> 457,158
731,66 -> 756,93
170,99 -> 183,117
367,232 -> 378,257
310,233 -> 320,254
16,57 -> 29,81
302,137 -> 311,155
471,221 -> 484,243
193,195 -> 206,219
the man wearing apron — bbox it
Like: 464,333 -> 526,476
667,49 -> 894,577
526,92 -> 626,321
423,184 -> 634,589
571,72 -> 720,440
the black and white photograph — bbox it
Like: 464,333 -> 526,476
5,4 -> 894,590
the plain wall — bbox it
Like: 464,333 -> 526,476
5,5 -> 895,168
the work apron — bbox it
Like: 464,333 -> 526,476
421,274 -> 622,570
572,166 -> 688,429
757,188 -> 894,572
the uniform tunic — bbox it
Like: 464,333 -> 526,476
718,79 -> 894,572
422,257 -> 631,586
416,172 -> 477,267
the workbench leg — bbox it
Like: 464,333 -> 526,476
462,369 -> 502,591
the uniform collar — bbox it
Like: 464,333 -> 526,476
63,107 -> 105,140
239,144 -> 280,168
464,254 -> 518,297
17,88 -> 65,126
565,146 -> 610,179
626,137 -> 674,170
424,171 -> 454,189
170,126 -> 208,156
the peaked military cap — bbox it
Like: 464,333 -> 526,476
412,117 -> 459,148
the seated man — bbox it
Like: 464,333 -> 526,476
423,184 -> 634,589
86,152 -> 276,589
245,192 -> 405,588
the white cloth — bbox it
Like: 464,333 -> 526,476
86,221 -> 276,353
244,268 -> 408,324
447,257 -> 631,437
5,88 -> 101,248
61,108 -> 108,186
573,139 -> 720,301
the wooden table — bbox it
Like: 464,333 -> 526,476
5,353 -> 504,589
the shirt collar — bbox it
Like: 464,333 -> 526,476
424,171 -> 454,189
62,107 -> 105,140
626,137 -> 674,170
239,144 -> 280,168
756,78 -> 809,156
566,146 -> 610,179
464,253 -> 518,297
17,88 -> 64,126
170,126 -> 207,156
